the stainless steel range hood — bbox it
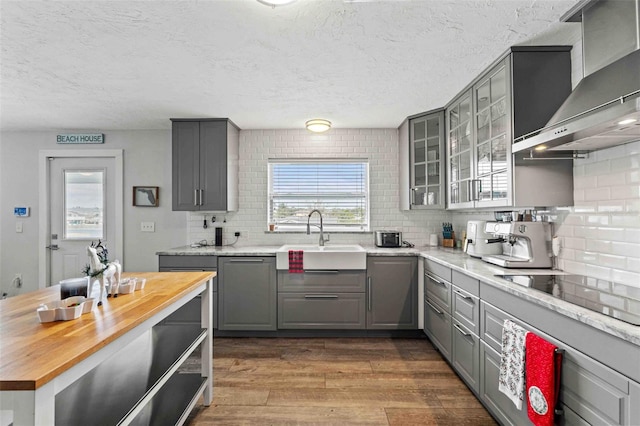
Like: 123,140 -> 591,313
513,0 -> 640,153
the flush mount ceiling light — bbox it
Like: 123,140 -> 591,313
305,119 -> 332,133
618,118 -> 637,125
257,0 -> 296,7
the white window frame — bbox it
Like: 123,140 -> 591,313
267,158 -> 370,233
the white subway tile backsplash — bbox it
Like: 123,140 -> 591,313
554,141 -> 640,287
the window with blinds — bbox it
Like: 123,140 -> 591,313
268,159 -> 370,232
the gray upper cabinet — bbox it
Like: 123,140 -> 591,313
404,110 -> 446,209
171,118 -> 239,211
446,46 -> 574,209
218,257 -> 277,331
367,257 -> 418,330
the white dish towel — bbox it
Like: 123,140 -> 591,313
498,319 -> 528,409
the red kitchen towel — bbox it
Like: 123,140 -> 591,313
525,332 -> 562,426
288,250 -> 304,273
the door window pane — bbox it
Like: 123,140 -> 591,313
413,120 -> 426,140
415,164 -> 426,186
460,151 -> 471,180
64,170 -> 104,240
492,136 -> 508,172
426,117 -> 439,138
427,163 -> 439,185
477,81 -> 490,111
414,140 -> 425,163
491,68 -> 506,102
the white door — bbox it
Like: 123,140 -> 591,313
48,157 -> 117,285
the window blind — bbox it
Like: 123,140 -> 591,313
268,159 -> 369,231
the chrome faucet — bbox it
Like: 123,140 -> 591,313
306,209 -> 329,246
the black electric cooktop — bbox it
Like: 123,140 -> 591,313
496,274 -> 640,326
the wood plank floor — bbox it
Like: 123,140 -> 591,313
185,337 -> 498,425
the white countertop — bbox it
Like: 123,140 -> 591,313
157,244 -> 640,346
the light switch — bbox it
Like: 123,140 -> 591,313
16,222 -> 23,233
141,222 -> 155,232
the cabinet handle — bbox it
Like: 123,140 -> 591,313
425,272 -> 446,286
304,270 -> 339,274
228,259 -> 265,263
454,323 -> 472,337
199,189 -> 204,206
304,295 -> 339,299
194,189 -> 199,206
367,277 -> 372,311
426,300 -> 444,316
453,289 -> 473,301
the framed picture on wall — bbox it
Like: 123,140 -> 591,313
133,186 -> 159,207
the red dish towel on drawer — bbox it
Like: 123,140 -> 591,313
525,332 -> 562,426
288,250 -> 304,273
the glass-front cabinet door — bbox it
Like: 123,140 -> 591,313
446,90 -> 474,209
473,60 -> 512,207
409,110 -> 445,209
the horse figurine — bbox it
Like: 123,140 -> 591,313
87,245 -> 122,305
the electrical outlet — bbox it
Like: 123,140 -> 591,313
14,274 -> 22,288
16,222 -> 23,233
234,231 -> 241,237
141,222 -> 155,232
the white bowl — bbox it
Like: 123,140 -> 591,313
82,298 -> 97,313
37,305 -> 57,323
134,278 -> 146,290
55,304 -> 83,321
118,281 -> 136,294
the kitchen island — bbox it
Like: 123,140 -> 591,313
0,271 -> 214,426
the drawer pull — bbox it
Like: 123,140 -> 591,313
454,323 -> 472,337
304,295 -> 339,299
425,273 -> 447,286
454,290 -> 473,301
426,300 -> 444,316
228,259 -> 265,263
305,270 -> 340,274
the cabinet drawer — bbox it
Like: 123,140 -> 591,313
158,255 -> 218,270
425,271 -> 451,313
424,259 -> 452,282
452,270 -> 479,296
278,293 -> 366,329
424,297 -> 452,361
278,270 -> 366,293
480,301 -> 516,353
452,319 -> 480,394
452,286 -> 480,335
562,347 -> 640,426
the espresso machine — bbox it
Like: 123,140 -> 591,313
481,221 -> 553,268
465,220 -> 502,258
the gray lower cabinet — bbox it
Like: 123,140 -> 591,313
480,300 -> 640,426
158,255 -> 217,329
424,261 -> 453,361
277,270 -> 366,329
424,296 -> 452,361
480,341 -> 529,426
366,257 -> 418,330
218,257 -> 277,331
278,293 -> 366,329
452,318 -> 480,394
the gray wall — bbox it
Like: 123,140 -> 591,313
0,130 -> 187,296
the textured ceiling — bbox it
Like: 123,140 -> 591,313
0,0 -> 581,131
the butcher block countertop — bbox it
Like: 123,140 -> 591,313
0,271 -> 215,391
